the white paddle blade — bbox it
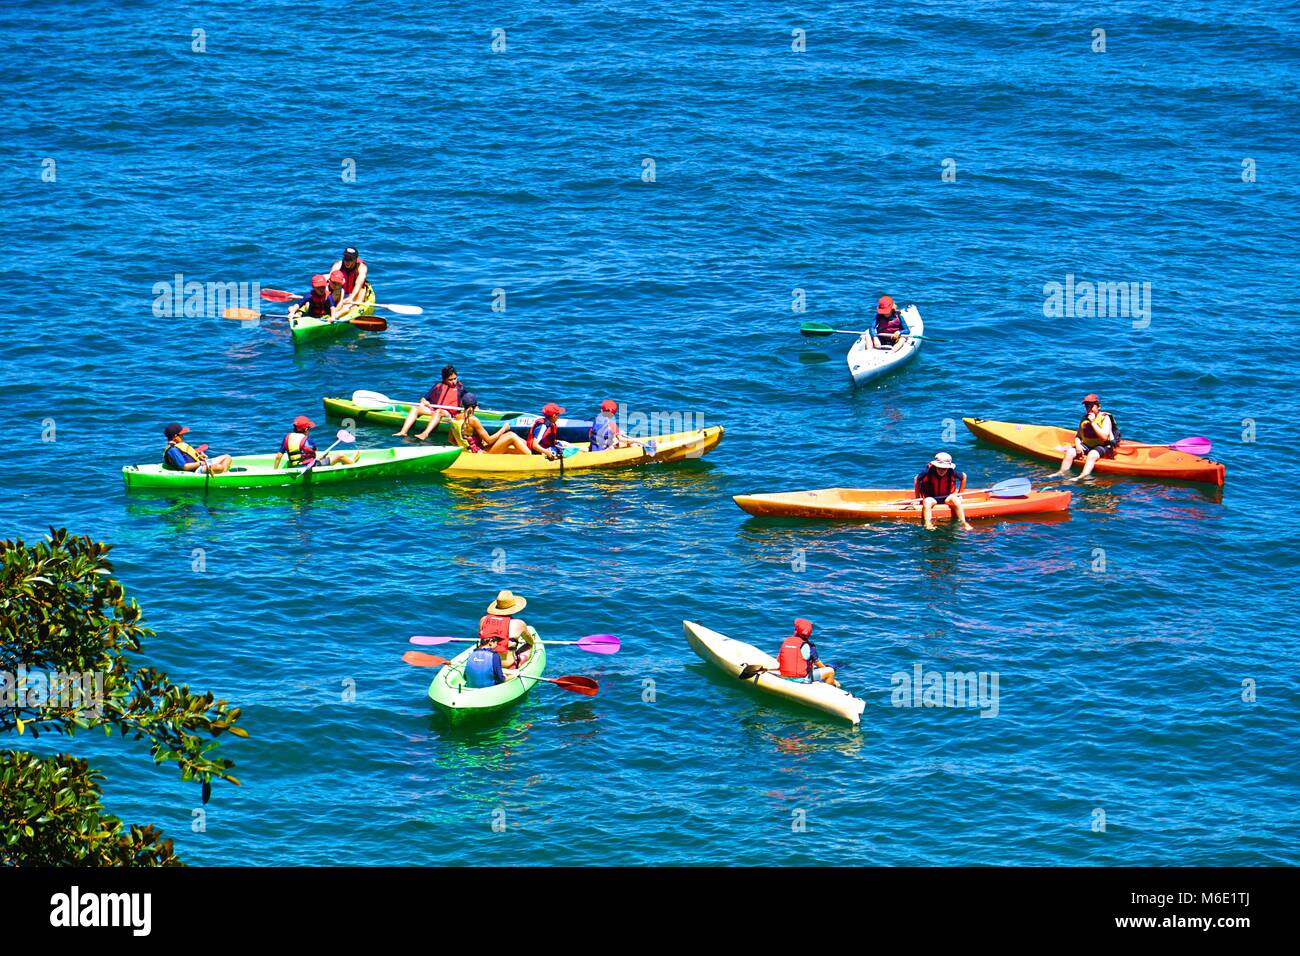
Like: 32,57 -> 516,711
335,429 -> 357,444
378,303 -> 423,315
351,389 -> 393,409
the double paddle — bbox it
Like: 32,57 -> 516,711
402,632 -> 620,696
294,429 -> 356,478
799,321 -> 944,343
885,475 -> 1033,507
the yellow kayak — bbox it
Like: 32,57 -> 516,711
443,426 -> 724,476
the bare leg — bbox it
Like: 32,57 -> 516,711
488,431 -> 531,455
923,496 -> 937,530
1055,445 -> 1078,477
1076,449 -> 1102,480
949,494 -> 974,531
415,408 -> 448,441
394,402 -> 425,437
208,455 -> 233,475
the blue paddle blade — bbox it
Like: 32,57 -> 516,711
989,476 -> 1032,498
644,440 -> 658,457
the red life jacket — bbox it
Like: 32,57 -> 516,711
876,309 -> 901,334
429,381 -> 462,410
306,290 -> 332,317
341,260 -> 366,296
777,635 -> 809,678
916,468 -> 961,499
529,419 -> 558,452
478,614 -> 512,655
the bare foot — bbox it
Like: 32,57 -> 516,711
924,522 -> 937,531
393,431 -> 408,437
961,522 -> 974,531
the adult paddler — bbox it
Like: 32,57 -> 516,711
449,392 -> 531,455
161,423 -> 233,476
395,364 -> 466,440
776,618 -> 840,687
871,295 -> 912,351
479,590 -> 536,671
1056,393 -> 1120,481
914,451 -> 973,531
325,246 -> 370,311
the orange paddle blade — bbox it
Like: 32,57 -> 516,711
402,651 -> 450,667
351,316 -> 387,331
222,307 -> 262,321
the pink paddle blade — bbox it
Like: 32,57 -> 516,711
410,635 -> 454,646
260,288 -> 299,302
1171,437 -> 1212,456
577,634 -> 621,654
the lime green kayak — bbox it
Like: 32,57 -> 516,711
122,445 -> 461,493
289,284 -> 377,347
323,396 -> 521,437
428,632 -> 547,721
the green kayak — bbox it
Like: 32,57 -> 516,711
428,631 -> 547,721
122,445 -> 461,493
289,284 -> 377,347
323,396 -> 522,437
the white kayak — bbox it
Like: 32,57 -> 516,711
683,620 -> 866,726
846,304 -> 923,386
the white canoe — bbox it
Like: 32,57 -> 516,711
846,304 -> 923,386
682,620 -> 865,726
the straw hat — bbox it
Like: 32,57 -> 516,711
486,590 -> 527,615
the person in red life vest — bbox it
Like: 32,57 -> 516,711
325,269 -> 349,316
479,590 -> 537,671
394,364 -> 467,440
870,294 -> 913,351
914,451 -> 972,531
776,618 -> 840,687
448,393 -> 531,455
528,403 -> 566,460
288,274 -> 336,320
1056,393 -> 1120,480
324,246 -> 370,311
273,415 -> 359,470
161,423 -> 233,475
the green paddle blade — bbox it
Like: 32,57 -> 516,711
799,322 -> 837,337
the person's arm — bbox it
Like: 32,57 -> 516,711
914,474 -> 922,498
289,294 -> 310,317
1095,414 -> 1114,442
958,472 -> 967,493
898,310 -> 911,336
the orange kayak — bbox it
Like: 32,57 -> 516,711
732,487 -> 1072,521
963,417 -> 1226,486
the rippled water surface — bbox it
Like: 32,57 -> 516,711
3,1 -> 1297,865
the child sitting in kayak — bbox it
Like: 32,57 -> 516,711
288,274 -> 336,320
871,295 -> 911,350
273,416 -> 358,469
464,637 -> 507,688
479,590 -> 535,670
587,399 -> 655,454
162,423 -> 233,475
395,364 -> 467,440
528,403 -> 567,460
777,618 -> 840,687
1055,393 -> 1119,481
448,393 -> 532,455
915,452 -> 972,530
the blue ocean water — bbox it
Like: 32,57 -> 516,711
3,1 -> 1298,865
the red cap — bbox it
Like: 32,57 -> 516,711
542,402 -> 565,417
329,269 -> 345,284
1082,393 -> 1100,405
793,618 -> 813,637
600,399 -> 618,414
311,274 -> 327,288
877,295 -> 895,313
293,415 -> 316,430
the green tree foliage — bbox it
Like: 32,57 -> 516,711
0,530 -> 246,864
